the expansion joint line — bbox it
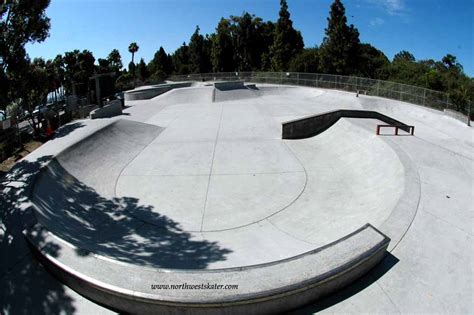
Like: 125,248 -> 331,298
200,103 -> 225,232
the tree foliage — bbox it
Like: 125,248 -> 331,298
189,26 -> 212,73
171,42 -> 191,75
149,46 -> 172,81
319,0 -> 360,74
357,43 -> 390,79
0,0 -> 51,107
289,48 -> 320,73
270,0 -> 303,71
62,49 -> 95,95
107,49 -> 123,73
211,18 -> 235,72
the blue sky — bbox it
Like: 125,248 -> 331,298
26,0 -> 473,76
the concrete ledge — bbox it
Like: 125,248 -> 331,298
213,80 -> 245,91
282,109 -> 411,139
124,82 -> 192,101
24,223 -> 389,314
90,100 -> 122,119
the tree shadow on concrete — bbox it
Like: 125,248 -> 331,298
53,122 -> 85,139
31,159 -> 232,269
0,156 -> 76,314
288,252 -> 399,314
1,154 -> 233,313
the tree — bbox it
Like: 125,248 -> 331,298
211,18 -> 235,72
63,49 -> 95,95
289,48 -> 320,73
393,50 -> 415,63
319,0 -> 360,74
18,58 -> 52,136
188,26 -> 211,73
270,0 -> 304,71
0,0 -> 51,108
128,42 -> 139,64
97,58 -> 111,74
128,42 -> 139,85
136,58 -> 149,82
259,20 -> 275,70
148,46 -> 172,80
107,49 -> 123,73
171,42 -> 191,74
357,43 -> 390,79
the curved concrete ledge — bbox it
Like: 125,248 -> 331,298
24,223 -> 389,314
90,100 -> 122,119
282,109 -> 411,139
124,82 -> 192,101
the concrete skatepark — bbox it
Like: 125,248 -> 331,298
1,81 -> 473,314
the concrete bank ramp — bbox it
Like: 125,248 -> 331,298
213,85 -> 260,102
154,86 -> 214,105
270,118 -> 419,250
52,119 -> 163,197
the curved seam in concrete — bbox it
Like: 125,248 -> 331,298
195,140 -> 309,233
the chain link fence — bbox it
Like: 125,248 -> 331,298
169,72 -> 472,120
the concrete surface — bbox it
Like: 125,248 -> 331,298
1,83 -> 472,314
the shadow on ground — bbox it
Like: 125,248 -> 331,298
288,252 -> 399,314
1,155 -> 232,314
32,159 -> 232,269
53,122 -> 85,139
0,156 -> 76,314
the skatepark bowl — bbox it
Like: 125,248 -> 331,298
2,80 -> 473,314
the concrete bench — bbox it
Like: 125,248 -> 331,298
24,222 -> 389,314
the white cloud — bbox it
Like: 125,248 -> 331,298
370,17 -> 385,26
367,0 -> 406,15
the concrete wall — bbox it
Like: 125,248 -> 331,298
90,100 -> 122,119
282,109 -> 411,139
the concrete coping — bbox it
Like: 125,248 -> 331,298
24,222 -> 389,314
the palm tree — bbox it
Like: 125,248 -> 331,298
128,42 -> 139,64
128,42 -> 139,87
